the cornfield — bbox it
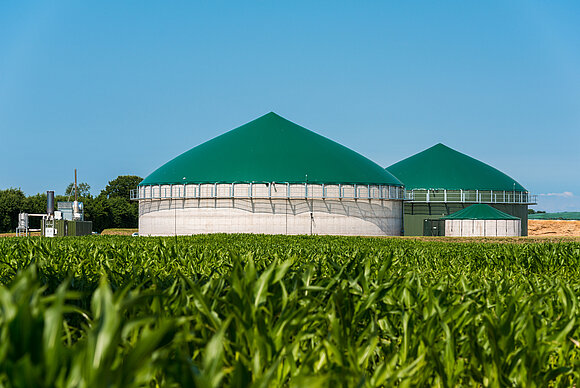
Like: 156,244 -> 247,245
0,235 -> 579,387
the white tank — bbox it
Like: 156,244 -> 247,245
136,113 -> 404,236
138,183 -> 403,236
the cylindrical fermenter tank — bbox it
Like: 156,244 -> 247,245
47,191 -> 55,216
137,113 -> 404,236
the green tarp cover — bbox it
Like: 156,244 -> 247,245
441,204 -> 520,220
387,143 -> 527,192
141,112 -> 402,186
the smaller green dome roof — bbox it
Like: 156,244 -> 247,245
441,204 -> 520,220
141,112 -> 402,186
386,143 -> 527,192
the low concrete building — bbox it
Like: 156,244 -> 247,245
135,112 -> 404,236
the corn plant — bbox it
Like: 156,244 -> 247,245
0,235 -> 578,386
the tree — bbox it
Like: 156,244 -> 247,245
85,196 -> 111,232
85,195 -> 138,232
83,175 -> 143,232
0,188 -> 27,233
107,196 -> 138,228
24,193 -> 48,229
25,193 -> 48,214
528,209 -> 546,214
64,182 -> 92,198
102,176 -> 142,199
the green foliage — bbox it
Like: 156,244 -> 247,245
528,209 -> 546,214
101,176 -> 142,200
87,175 -> 142,231
22,193 -> 47,229
64,182 -> 92,198
0,189 -> 27,233
0,236 -> 579,386
85,195 -> 138,232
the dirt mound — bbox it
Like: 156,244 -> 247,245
528,220 -> 580,237
100,228 -> 138,236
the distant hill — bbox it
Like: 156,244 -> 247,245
529,212 -> 580,220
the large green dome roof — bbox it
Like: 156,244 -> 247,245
141,112 -> 402,186
386,143 -> 527,192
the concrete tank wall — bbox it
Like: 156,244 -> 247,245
139,197 -> 402,236
445,219 -> 521,237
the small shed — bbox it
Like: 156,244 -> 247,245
442,204 -> 521,237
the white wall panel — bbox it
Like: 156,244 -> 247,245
445,219 -> 521,236
139,198 -> 402,236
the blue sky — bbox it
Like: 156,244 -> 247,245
1,1 -> 579,211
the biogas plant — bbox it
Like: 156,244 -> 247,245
132,113 -> 536,237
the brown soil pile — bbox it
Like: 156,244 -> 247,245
528,220 -> 580,237
100,228 -> 138,236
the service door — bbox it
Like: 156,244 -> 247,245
423,219 -> 445,236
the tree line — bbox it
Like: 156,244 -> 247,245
0,175 -> 142,233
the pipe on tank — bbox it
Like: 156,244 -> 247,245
47,191 -> 55,216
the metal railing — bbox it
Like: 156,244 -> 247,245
404,189 -> 537,204
131,182 -> 405,201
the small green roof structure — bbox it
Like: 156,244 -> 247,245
386,143 -> 527,192
441,204 -> 520,220
141,112 -> 402,186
